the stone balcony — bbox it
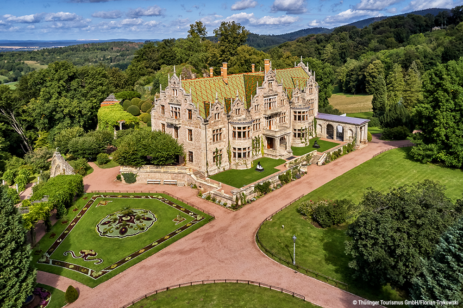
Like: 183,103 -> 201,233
166,118 -> 181,126
263,106 -> 281,116
263,125 -> 291,137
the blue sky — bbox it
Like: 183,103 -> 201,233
0,0 -> 461,40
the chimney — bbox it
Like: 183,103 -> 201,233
264,59 -> 270,74
252,63 -> 255,73
222,62 -> 228,83
210,67 -> 213,77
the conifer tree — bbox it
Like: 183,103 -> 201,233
386,63 -> 405,106
365,60 -> 384,94
0,185 -> 36,308
372,74 -> 387,118
410,216 -> 463,303
403,61 -> 422,110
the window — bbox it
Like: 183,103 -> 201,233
254,104 -> 259,112
214,113 -> 220,120
213,128 -> 222,142
253,119 -> 261,131
293,111 -> 309,122
213,149 -> 222,163
293,128 -> 306,139
268,81 -> 272,89
174,127 -> 179,139
161,123 -> 165,133
264,96 -> 277,110
161,105 -> 165,115
309,84 -> 313,95
266,118 -> 275,130
171,106 -> 180,119
235,109 -> 241,115
188,151 -> 193,162
279,112 -> 286,124
233,147 -> 251,159
233,126 -> 251,139
188,129 -> 193,141
173,89 -> 178,96
188,109 -> 192,120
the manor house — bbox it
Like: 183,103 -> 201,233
151,59 -> 369,175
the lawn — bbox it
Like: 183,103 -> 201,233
210,157 -> 285,188
258,147 -> 463,302
96,160 -> 120,169
328,93 -> 373,114
346,112 -> 373,119
33,193 -> 211,287
130,283 -> 319,308
6,81 -> 18,89
36,283 -> 66,308
368,127 -> 383,134
291,138 -> 339,156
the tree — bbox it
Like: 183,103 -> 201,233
321,44 -> 334,63
54,127 -> 85,154
0,185 -> 36,308
372,74 -> 387,118
410,59 -> 463,168
107,67 -> 128,93
305,57 -> 335,109
213,21 -> 250,63
410,216 -> 463,303
386,63 -> 405,106
345,180 -> 462,289
68,136 -> 105,160
402,61 -> 422,110
188,21 -> 207,39
364,60 -> 384,94
228,45 -> 267,74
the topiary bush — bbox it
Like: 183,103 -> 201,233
96,153 -> 110,165
131,98 -> 141,107
122,100 -> 132,111
141,102 -> 152,113
116,174 -> 121,181
127,105 -> 140,116
140,113 -> 150,123
122,172 -> 137,184
367,131 -> 373,142
65,285 -> 79,303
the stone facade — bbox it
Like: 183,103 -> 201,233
50,151 -> 75,178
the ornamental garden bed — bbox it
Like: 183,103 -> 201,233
32,193 -> 212,287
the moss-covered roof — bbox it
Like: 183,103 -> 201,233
182,66 -> 309,118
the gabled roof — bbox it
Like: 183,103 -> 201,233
316,113 -> 370,125
181,66 -> 310,118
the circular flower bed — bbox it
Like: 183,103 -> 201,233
96,208 -> 156,238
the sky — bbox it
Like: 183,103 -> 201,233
0,0 -> 461,40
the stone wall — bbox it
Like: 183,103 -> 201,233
50,151 -> 75,178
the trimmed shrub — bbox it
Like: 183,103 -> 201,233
122,172 -> 137,184
312,199 -> 353,228
69,159 -> 91,176
65,285 -> 79,303
140,113 -> 150,123
122,100 -> 132,111
278,171 -> 291,185
131,98 -> 141,107
97,153 -> 110,165
116,174 -> 121,181
367,131 -> 373,142
127,105 -> 140,116
141,102 -> 152,113
381,126 -> 410,140
115,91 -> 141,101
254,181 -> 271,195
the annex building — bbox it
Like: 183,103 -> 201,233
151,59 -> 369,175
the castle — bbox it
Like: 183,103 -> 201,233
151,59 -> 369,175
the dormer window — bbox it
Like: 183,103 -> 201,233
235,109 -> 240,115
215,113 -> 220,120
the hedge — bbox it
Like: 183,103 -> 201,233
122,173 -> 137,184
127,105 -> 140,116
140,113 -> 150,123
141,102 -> 152,113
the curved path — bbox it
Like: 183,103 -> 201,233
38,136 -> 412,308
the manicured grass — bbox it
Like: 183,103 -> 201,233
85,166 -> 94,176
33,193 -> 212,287
258,147 -> 463,301
328,93 -> 372,114
346,112 -> 373,119
291,138 -> 339,156
96,160 -> 120,169
368,127 -> 383,134
210,157 -> 285,188
36,283 -> 66,308
130,283 -> 319,308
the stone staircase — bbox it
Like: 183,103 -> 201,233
193,170 -> 207,180
310,154 -> 321,165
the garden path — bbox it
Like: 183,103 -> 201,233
37,136 -> 412,308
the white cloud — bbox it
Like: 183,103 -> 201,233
44,12 -> 82,22
93,19 -> 162,32
199,14 -> 223,26
354,0 -> 403,11
323,9 -> 382,24
49,19 -> 91,29
0,26 -> 20,32
231,0 -> 258,10
3,14 -> 43,23
224,12 -> 299,25
388,7 -> 397,13
271,0 -> 307,14
92,10 -> 122,19
402,0 -> 454,11
127,5 -> 164,18
121,18 -> 143,26
27,25 -> 35,29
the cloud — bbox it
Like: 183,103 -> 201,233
199,14 -> 223,26
225,12 -> 298,25
121,18 -> 143,26
93,19 -> 162,32
44,12 -> 82,22
92,10 -> 122,19
127,5 -> 164,18
3,14 -> 44,23
0,26 -> 20,32
354,0 -> 403,11
271,0 -> 307,14
388,7 -> 397,13
323,9 -> 381,24
231,0 -> 258,10
402,0 -> 455,11
49,18 -> 91,28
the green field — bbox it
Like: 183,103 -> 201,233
346,112 -> 373,119
36,283 -> 66,308
24,60 -> 48,70
210,157 -> 285,188
33,193 -> 211,287
6,81 -> 18,89
130,283 -> 319,308
368,127 -> 383,134
258,147 -> 463,302
291,138 -> 339,156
